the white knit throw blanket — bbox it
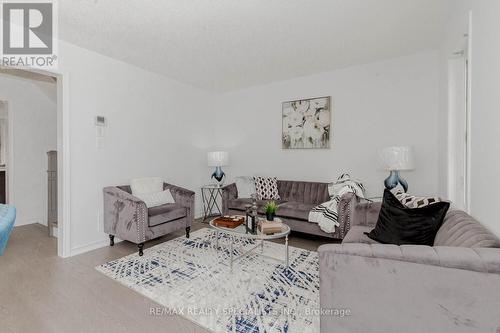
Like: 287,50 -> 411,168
309,174 -> 365,234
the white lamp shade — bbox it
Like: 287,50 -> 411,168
207,151 -> 229,167
380,146 -> 415,171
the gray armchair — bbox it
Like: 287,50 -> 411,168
319,196 -> 500,332
103,183 -> 195,256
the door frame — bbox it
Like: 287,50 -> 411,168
0,101 -> 14,206
465,11 -> 472,214
0,66 -> 71,257
446,12 -> 472,213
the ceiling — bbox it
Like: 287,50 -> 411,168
60,0 -> 449,92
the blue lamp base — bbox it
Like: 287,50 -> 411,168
384,170 -> 408,193
211,166 -> 225,186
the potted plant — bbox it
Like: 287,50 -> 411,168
264,201 -> 278,221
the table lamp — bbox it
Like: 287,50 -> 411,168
380,146 -> 414,192
207,151 -> 229,186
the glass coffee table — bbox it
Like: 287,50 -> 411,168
209,217 -> 291,271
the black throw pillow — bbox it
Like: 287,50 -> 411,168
366,189 -> 450,246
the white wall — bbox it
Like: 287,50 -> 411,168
51,43 -> 450,255
213,51 -> 441,198
55,0 -> 500,255
0,75 -> 57,226
57,41 -> 214,254
444,0 -> 500,236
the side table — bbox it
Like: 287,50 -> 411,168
201,184 -> 224,222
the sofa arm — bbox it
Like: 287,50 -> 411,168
319,244 -> 500,332
350,199 -> 381,228
221,183 -> 237,214
164,183 -> 195,226
335,193 -> 377,238
103,186 -> 148,243
164,183 -> 195,206
336,193 -> 359,238
0,205 -> 16,255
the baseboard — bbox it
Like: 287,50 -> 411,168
70,238 -> 122,257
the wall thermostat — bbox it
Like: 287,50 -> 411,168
95,116 -> 106,126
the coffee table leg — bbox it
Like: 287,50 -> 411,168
215,230 -> 219,250
285,235 -> 289,268
230,237 -> 234,272
261,240 -> 264,253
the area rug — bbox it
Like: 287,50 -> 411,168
96,228 -> 320,333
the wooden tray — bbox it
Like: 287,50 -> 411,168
213,216 -> 245,228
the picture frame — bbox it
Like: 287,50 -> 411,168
282,96 -> 332,149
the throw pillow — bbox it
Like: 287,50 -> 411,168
253,176 -> 281,200
134,190 -> 175,208
130,177 -> 175,208
235,176 -> 256,198
366,189 -> 450,246
131,177 -> 163,195
394,190 -> 444,208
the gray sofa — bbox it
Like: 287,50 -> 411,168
319,196 -> 500,332
222,180 -> 355,239
103,183 -> 195,255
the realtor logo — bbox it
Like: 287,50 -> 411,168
1,0 -> 57,68
3,2 -> 52,54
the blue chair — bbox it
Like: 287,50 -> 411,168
0,204 -> 16,255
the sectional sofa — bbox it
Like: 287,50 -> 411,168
319,197 -> 500,332
0,204 -> 16,255
222,180 -> 355,239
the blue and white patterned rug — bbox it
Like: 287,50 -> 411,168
96,228 -> 320,333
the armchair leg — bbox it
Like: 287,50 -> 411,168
109,235 -> 115,246
138,243 -> 144,256
186,226 -> 191,238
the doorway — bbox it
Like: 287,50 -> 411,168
0,101 -> 8,204
447,31 -> 471,212
0,66 -> 68,256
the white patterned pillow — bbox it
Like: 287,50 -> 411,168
254,177 -> 281,200
394,190 -> 443,208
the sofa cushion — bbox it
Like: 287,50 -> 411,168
135,189 -> 175,208
434,210 -> 500,248
277,180 -> 330,204
342,226 -> 380,244
276,202 -> 316,221
227,199 -> 287,214
227,198 -> 253,211
148,203 -> 186,227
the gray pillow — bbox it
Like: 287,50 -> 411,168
235,176 -> 256,198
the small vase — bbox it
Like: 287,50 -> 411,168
266,212 -> 275,221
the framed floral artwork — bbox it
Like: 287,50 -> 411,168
282,96 -> 331,149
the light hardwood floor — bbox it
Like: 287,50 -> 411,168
0,221 -> 333,333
